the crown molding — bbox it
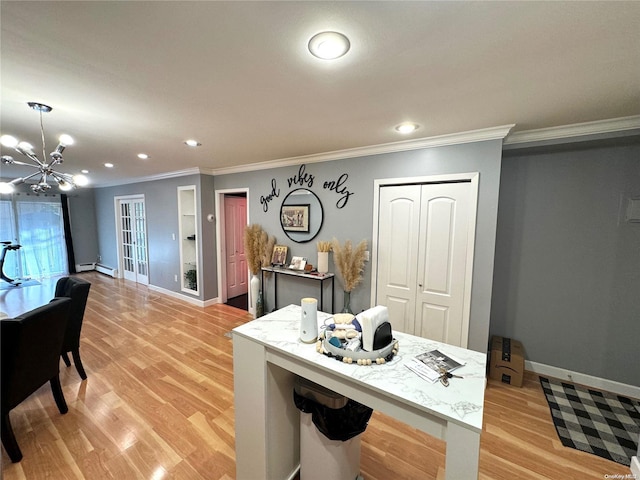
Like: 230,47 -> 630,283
206,124 -> 515,176
96,167 -> 205,188
96,125 -> 513,186
504,115 -> 640,148
87,117 -> 640,188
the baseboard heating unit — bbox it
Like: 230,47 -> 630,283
75,262 -> 96,272
95,264 -> 117,277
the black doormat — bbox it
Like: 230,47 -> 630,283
226,294 -> 248,310
539,376 -> 640,466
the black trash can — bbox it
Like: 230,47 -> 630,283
294,376 -> 372,480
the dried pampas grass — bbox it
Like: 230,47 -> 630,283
331,238 -> 367,292
244,224 -> 275,275
316,241 -> 332,253
261,233 -> 276,269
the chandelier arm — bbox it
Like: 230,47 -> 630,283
50,173 -> 64,187
51,171 -> 73,183
19,171 -> 43,182
49,157 -> 62,168
4,159 -> 42,169
15,148 -> 46,168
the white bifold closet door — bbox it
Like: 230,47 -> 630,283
376,181 -> 474,347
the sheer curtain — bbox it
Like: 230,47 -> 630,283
0,193 -> 68,280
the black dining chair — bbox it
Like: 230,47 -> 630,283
52,276 -> 91,380
1,298 -> 72,462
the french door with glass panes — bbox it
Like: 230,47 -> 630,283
116,195 -> 149,285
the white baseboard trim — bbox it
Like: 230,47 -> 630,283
630,456 -> 639,478
203,297 -> 219,307
526,360 -> 640,399
147,284 -> 220,308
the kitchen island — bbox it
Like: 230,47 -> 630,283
232,304 -> 486,479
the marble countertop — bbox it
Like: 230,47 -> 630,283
233,304 -> 487,431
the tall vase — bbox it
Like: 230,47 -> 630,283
342,290 -> 353,314
250,274 -> 260,317
256,290 -> 264,318
317,251 -> 329,274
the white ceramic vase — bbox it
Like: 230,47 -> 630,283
317,251 -> 329,274
300,297 -> 318,343
250,274 -> 260,316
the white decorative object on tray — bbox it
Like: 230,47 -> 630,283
316,306 -> 398,365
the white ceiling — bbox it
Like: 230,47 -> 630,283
1,1 -> 639,187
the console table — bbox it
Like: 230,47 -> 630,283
261,266 -> 335,313
232,304 -> 487,480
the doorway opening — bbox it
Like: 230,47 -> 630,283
215,189 -> 249,311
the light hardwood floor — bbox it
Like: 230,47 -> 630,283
0,272 -> 632,479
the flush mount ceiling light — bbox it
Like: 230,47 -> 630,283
0,102 -> 88,194
184,139 -> 201,147
308,31 -> 350,60
395,122 -> 420,134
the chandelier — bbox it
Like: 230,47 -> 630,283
0,102 -> 88,194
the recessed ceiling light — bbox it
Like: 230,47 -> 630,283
395,122 -> 420,134
81,169 -> 89,174
308,31 -> 350,60
137,153 -> 149,159
104,163 -> 114,168
184,139 -> 201,147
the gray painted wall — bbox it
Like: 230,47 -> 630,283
67,188 -> 99,266
213,139 -> 503,353
93,174 -> 212,299
491,140 -> 640,386
199,174 -> 217,301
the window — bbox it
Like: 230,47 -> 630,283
0,194 -> 68,280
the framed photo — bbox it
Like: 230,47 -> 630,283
289,256 -> 307,271
271,245 -> 288,266
281,204 -> 310,233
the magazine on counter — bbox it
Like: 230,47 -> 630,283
405,349 -> 465,383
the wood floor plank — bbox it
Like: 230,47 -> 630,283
1,272 -> 634,478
